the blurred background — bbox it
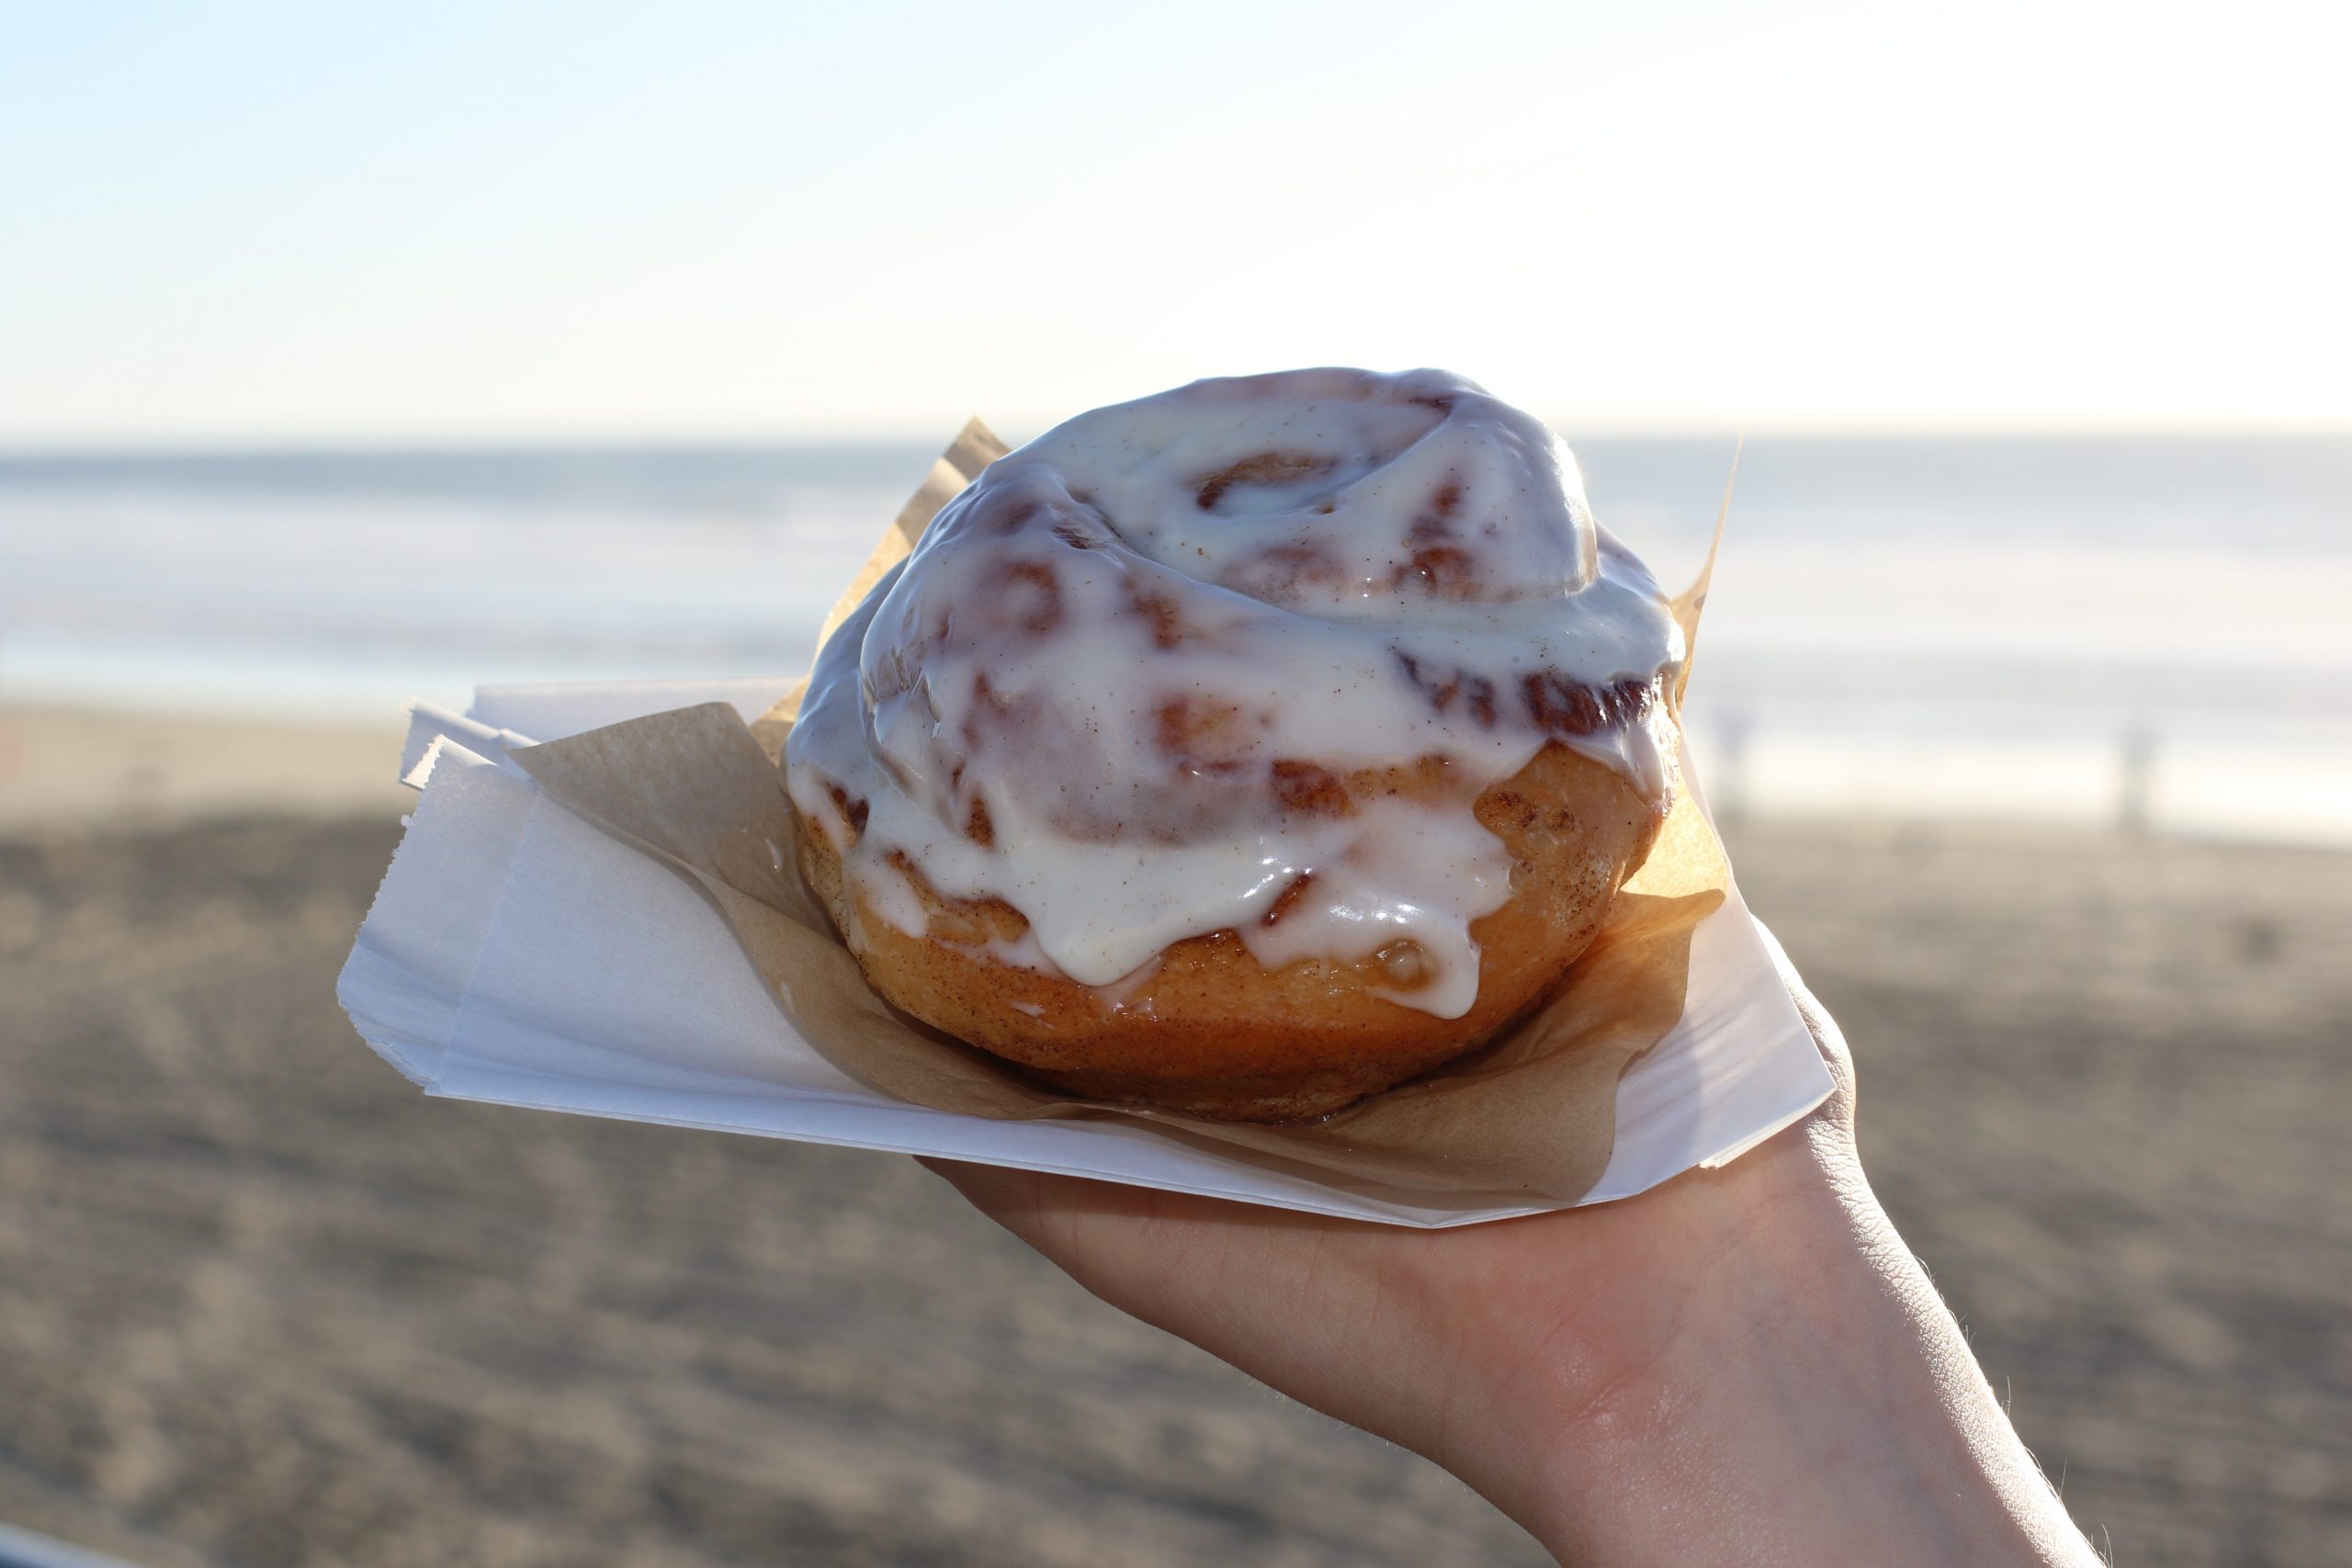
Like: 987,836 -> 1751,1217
2,3 -> 2346,1566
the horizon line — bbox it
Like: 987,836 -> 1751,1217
3,417 -> 2348,462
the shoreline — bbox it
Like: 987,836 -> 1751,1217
0,701 -> 408,834
7,698 -> 2348,856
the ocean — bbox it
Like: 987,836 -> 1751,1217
4,434 -> 2347,843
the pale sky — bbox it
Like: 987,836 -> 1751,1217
2,0 -> 2345,446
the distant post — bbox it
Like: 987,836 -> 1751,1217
1715,712 -> 1750,825
2118,722 -> 2155,835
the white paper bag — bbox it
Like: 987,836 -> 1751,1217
339,678 -> 1832,1228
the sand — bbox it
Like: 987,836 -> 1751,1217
0,705 -> 409,835
0,708 -> 2346,1566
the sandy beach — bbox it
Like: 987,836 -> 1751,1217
0,704 -> 410,835
1,706 -> 2346,1567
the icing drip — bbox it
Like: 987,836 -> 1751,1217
787,368 -> 1683,1019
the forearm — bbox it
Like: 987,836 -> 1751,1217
926,1042 -> 2101,1563
929,964 -> 2099,1562
1476,1151 -> 2099,1565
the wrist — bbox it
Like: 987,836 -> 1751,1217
1470,1132 -> 1857,1556
1458,1132 -> 2095,1564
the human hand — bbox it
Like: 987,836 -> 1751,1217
925,931 -> 2103,1565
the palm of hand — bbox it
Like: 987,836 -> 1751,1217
924,965 -> 2112,1568
927,964 -> 1858,1509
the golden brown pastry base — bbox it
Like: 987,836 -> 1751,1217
797,741 -> 1669,1122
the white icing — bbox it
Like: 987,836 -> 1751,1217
787,369 -> 1682,1020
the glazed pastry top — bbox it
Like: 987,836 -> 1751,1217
786,368 -> 1683,1018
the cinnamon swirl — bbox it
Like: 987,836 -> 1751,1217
786,369 -> 1685,1121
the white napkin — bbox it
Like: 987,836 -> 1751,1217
340,678 -> 1832,1227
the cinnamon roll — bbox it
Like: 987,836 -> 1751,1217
786,369 -> 1685,1122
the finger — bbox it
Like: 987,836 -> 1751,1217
1752,919 -> 1849,1057
916,1156 -> 1044,1231
914,1157 -> 1216,1292
1751,916 -> 1857,1125
916,1157 -> 1355,1349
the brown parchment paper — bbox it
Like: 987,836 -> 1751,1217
512,424 -> 1734,1201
